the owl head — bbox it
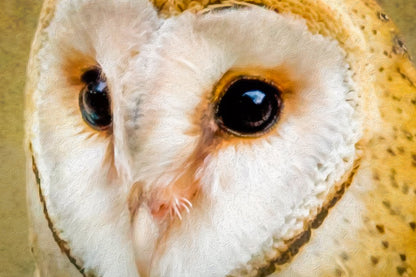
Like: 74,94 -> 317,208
25,0 -> 416,276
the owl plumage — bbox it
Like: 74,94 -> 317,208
25,0 -> 416,276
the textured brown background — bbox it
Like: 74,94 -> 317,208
0,1 -> 414,276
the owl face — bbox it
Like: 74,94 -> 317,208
27,0 -> 363,276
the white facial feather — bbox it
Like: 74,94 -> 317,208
29,0 -> 160,276
124,9 -> 360,276
275,163 -> 372,276
27,1 -> 362,276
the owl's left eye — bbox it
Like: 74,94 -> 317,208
215,78 -> 282,136
79,68 -> 112,131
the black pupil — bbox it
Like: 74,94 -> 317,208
79,68 -> 112,130
216,79 -> 282,135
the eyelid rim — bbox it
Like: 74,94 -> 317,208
80,66 -> 104,84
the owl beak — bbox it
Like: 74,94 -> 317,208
147,188 -> 193,221
128,180 -> 197,224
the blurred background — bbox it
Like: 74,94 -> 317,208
0,1 -> 414,276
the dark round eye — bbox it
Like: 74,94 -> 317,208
215,78 -> 282,136
79,68 -> 112,131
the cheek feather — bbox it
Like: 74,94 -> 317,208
128,118 -> 220,224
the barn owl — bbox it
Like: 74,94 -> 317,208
25,0 -> 416,276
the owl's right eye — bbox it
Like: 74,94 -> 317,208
79,68 -> 112,131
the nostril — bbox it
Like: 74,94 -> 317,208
151,202 -> 172,220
